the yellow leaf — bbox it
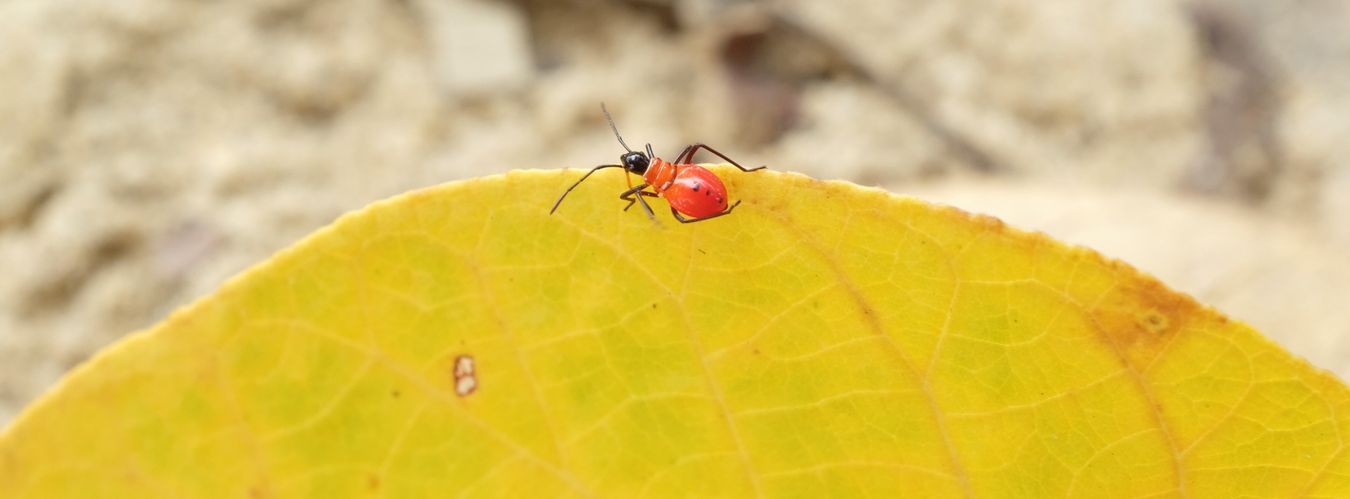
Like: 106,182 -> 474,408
2,168 -> 1348,498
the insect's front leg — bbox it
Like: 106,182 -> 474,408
620,191 -> 660,212
618,183 -> 659,220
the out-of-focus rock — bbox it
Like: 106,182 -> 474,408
0,0 -> 455,423
1227,0 -> 1350,249
421,0 -> 534,96
1185,0 -> 1282,201
773,0 -> 1204,186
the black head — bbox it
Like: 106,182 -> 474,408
548,104 -> 654,217
602,103 -> 653,175
620,151 -> 649,174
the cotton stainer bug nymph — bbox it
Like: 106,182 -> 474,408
549,104 -> 766,223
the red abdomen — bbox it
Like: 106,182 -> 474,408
665,165 -> 729,218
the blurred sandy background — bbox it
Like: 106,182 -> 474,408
2,0 -> 1349,426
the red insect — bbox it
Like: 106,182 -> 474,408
550,104 -> 765,223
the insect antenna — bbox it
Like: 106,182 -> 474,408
600,102 -> 634,153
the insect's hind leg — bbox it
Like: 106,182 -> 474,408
670,200 -> 742,224
676,143 -> 766,172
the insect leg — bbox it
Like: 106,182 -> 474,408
618,183 -> 659,212
678,143 -> 766,172
634,189 -> 657,221
551,164 -> 625,214
617,183 -> 658,221
622,192 -> 660,212
670,200 -> 742,224
673,144 -> 696,165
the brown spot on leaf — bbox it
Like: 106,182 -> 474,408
1088,272 -> 1205,370
249,483 -> 273,499
1139,309 -> 1170,335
